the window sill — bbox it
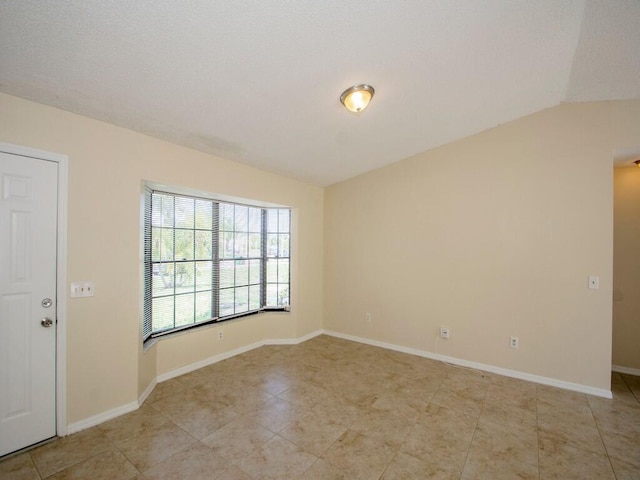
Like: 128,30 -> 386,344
143,307 -> 290,348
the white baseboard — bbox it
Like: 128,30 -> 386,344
156,340 -> 265,383
68,326 -> 613,435
612,364 -> 640,376
265,329 -> 323,345
66,401 -> 138,435
157,329 -> 323,382
67,329 -> 324,434
138,378 -> 157,406
323,329 -> 612,399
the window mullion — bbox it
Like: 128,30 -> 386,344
212,202 -> 220,319
172,199 -> 177,330
260,209 -> 267,308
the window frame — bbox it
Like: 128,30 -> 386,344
143,186 -> 290,342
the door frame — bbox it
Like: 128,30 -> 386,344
0,142 -> 68,438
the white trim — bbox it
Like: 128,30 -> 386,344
0,142 -> 69,437
138,378 -> 157,406
265,329 -> 322,345
66,401 -> 138,435
157,340 -> 265,383
323,330 -> 613,399
612,364 -> 640,376
156,329 -> 322,383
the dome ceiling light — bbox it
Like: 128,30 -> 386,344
340,84 -> 375,113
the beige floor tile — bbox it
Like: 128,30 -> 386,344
327,380 -> 379,407
370,389 -> 428,422
461,461 -> 538,480
244,396 -> 306,433
489,374 -> 537,392
145,377 -> 189,405
310,393 -> 366,427
430,387 -> 484,419
399,422 -> 470,474
30,427 -> 113,478
381,451 -> 462,480
479,398 -> 537,428
392,373 -> 444,397
47,449 -> 139,480
0,453 -> 40,480
589,400 -> 640,439
201,417 -> 275,463
152,392 -> 239,439
610,457 -> 640,480
169,368 -> 210,389
539,439 -> 615,479
621,373 -> 640,399
321,429 -> 397,480
461,420 -> 538,479
253,372 -> 293,396
599,428 -> 640,467
441,370 -> 491,399
212,463 -> 254,480
382,353 -> 447,383
6,338 -> 639,480
116,421 -> 197,472
98,404 -> 171,443
142,442 -> 227,479
484,382 -> 537,411
536,384 -> 589,410
279,410 -> 347,456
237,435 -> 317,479
277,381 -> 332,410
349,408 -> 414,447
608,382 -> 640,407
538,408 -> 606,455
212,384 -> 274,414
298,458 -> 350,480
417,402 -> 478,440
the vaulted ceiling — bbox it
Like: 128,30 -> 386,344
1,1 -> 639,185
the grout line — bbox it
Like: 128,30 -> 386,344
620,374 -> 640,404
588,387 -> 620,480
458,384 -> 489,479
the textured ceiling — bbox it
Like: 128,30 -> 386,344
1,1 -> 639,185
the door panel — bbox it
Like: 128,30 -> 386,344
0,152 -> 57,456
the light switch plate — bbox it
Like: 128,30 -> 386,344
70,281 -> 95,298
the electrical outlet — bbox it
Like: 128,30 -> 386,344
510,336 -> 519,349
440,326 -> 450,339
365,312 -> 372,323
218,330 -> 224,340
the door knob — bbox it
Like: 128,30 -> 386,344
41,318 -> 54,328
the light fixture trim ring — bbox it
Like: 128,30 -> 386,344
340,84 -> 375,112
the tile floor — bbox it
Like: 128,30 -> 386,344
2,335 -> 639,479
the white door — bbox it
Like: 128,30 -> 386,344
0,152 -> 58,456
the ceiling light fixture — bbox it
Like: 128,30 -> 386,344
340,84 -> 375,113
635,160 -> 640,168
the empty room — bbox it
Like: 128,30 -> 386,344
1,1 -> 639,479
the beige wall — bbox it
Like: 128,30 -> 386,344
0,93 -> 324,425
325,101 -> 640,392
2,88 -> 639,424
613,166 -> 640,370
